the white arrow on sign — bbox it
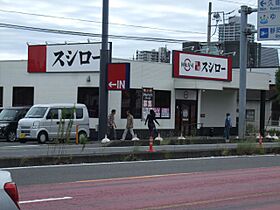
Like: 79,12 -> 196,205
108,81 -> 117,88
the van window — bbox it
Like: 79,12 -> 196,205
61,108 -> 74,119
76,108 -> 83,119
26,107 -> 48,118
46,108 -> 59,120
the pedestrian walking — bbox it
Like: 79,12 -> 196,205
145,109 -> 160,138
224,113 -> 232,142
121,110 -> 135,140
107,109 -> 117,140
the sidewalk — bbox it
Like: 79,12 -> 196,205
0,138 -> 280,168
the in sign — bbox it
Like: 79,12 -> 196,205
108,80 -> 126,89
107,63 -> 130,90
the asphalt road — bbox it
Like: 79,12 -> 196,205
2,155 -> 280,210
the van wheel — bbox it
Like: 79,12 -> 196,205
78,131 -> 87,142
6,131 -> 16,142
37,131 -> 48,144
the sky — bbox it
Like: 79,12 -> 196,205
0,0 -> 279,61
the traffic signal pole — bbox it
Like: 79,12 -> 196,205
98,0 -> 109,140
238,5 -> 257,139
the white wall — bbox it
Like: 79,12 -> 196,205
112,59 -> 176,130
200,89 -> 237,127
0,60 -> 100,128
0,59 -> 271,131
0,60 -> 176,130
246,101 -> 271,130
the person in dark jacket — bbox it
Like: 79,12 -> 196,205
145,109 -> 160,138
224,113 -> 232,142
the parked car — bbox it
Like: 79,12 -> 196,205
0,107 -> 30,142
17,103 -> 90,143
0,170 -> 20,210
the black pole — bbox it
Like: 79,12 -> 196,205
260,90 -> 266,136
98,0 -> 109,140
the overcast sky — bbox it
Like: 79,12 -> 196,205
0,0 -> 278,61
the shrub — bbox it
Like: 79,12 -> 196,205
221,149 -> 231,156
79,134 -> 88,151
236,141 -> 257,155
246,123 -> 256,136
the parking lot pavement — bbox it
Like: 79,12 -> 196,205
0,138 -> 38,146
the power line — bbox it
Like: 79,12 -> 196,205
214,0 -> 257,7
0,9 -> 206,35
0,22 -> 191,44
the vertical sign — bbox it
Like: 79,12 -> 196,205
258,0 -> 280,40
107,63 -> 130,90
142,88 -> 154,120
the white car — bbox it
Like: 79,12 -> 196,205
0,170 -> 20,210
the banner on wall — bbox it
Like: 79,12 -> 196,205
142,87 -> 153,119
142,107 -> 161,120
142,88 -> 153,108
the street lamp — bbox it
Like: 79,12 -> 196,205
207,2 -> 235,53
208,8 -> 235,42
223,51 -> 236,56
182,46 -> 195,51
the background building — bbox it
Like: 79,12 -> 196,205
0,57 -> 270,140
136,49 -> 158,62
261,47 -> 280,68
136,46 -> 171,63
218,16 -> 255,43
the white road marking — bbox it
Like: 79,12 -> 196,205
19,196 -> 72,204
2,154 -> 279,170
1,145 -> 40,149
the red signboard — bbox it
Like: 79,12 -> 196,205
27,45 -> 47,73
107,63 -> 130,90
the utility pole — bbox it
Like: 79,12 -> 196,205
98,0 -> 109,140
238,5 -> 257,139
207,2 -> 212,46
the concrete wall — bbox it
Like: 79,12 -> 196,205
246,100 -> 271,131
200,89 -> 237,127
112,59 -> 176,130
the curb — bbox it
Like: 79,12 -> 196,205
0,149 -> 226,168
1,144 -> 279,168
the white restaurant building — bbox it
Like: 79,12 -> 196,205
0,43 -> 273,140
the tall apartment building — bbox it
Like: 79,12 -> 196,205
135,47 -> 171,63
218,16 -> 255,42
261,47 -> 279,67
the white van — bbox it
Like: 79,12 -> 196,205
17,103 -> 89,143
